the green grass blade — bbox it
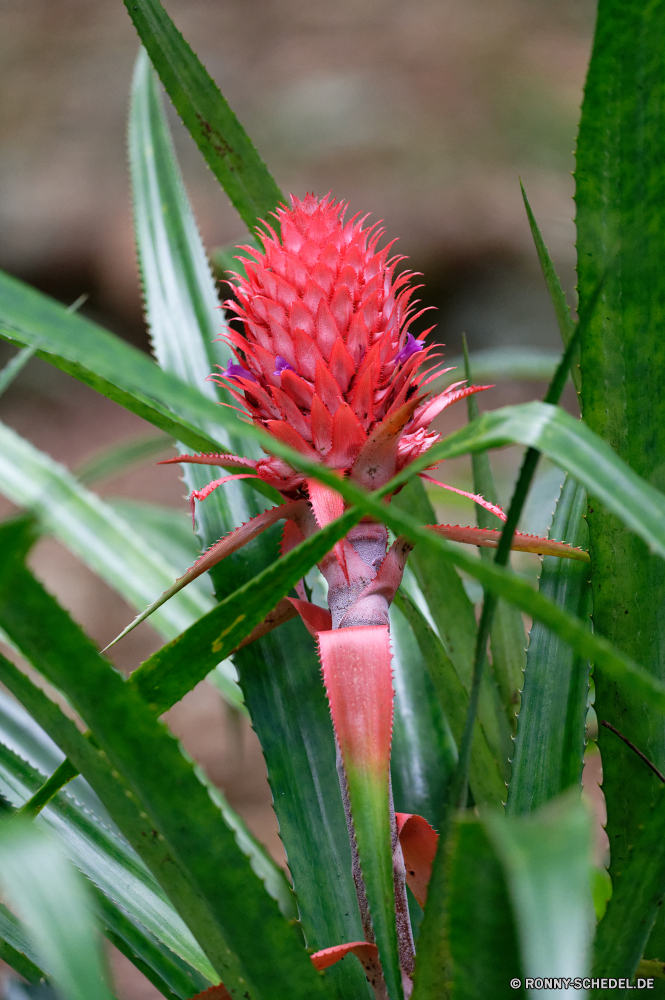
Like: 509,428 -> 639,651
128,507 -> 360,712
0,345 -> 37,398
124,1 -> 284,232
506,476 -> 590,815
484,794 -> 594,986
381,402 -> 665,561
464,341 -> 526,735
0,902 -> 47,985
75,434 -> 171,486
0,821 -> 115,1000
0,269 -> 258,458
391,479 -> 510,786
0,527 -> 329,1000
389,601 -> 457,828
520,183 -> 578,392
592,785 -> 665,990
0,688 -> 218,981
0,682 -> 112,825
445,819 -> 525,999
0,736 -> 212,997
234,621 -> 374,1000
0,419 -> 214,640
575,0 -> 665,887
128,42 -> 276,604
393,588 -> 505,807
92,887 -> 208,1000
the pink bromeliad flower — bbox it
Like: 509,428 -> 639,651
116,194 -> 588,1000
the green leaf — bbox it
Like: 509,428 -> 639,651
387,402 -> 665,562
415,795 -> 592,1000
127,59 -> 371,1000
128,42 -> 276,605
519,183 -> 578,392
445,819 -> 525,999
92,888 -> 208,1000
0,821 -> 115,1000
391,480 -> 510,791
0,526 -> 329,1000
485,794 -> 594,985
507,476 -> 590,815
0,345 -> 37,398
128,507 -> 360,712
234,620 -> 374,1000
0,733 -> 215,986
0,418 -> 214,640
464,342 -> 526,734
393,588 -> 504,807
0,269 -> 258,460
124,1 -> 283,233
575,0 -> 665,885
75,434 -> 172,486
0,902 -> 46,986
0,685 -> 112,826
389,601 -> 457,828
592,785 -> 665,990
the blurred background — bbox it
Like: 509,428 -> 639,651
0,1 -> 597,996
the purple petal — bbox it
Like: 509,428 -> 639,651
274,355 -> 296,376
223,360 -> 257,383
394,333 -> 423,366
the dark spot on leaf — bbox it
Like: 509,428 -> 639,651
409,870 -> 415,876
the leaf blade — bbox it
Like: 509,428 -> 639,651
124,1 -> 283,232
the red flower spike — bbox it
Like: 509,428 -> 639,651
395,813 -> 439,909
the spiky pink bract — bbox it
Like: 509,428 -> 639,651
215,193 -> 485,498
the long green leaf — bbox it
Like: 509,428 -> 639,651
0,647 -> 228,988
414,795 -> 592,999
464,343 -> 526,735
0,734 -> 215,987
484,795 -> 593,987
0,523 -> 329,1000
124,0 -> 284,233
520,183 -> 579,392
0,345 -> 37,398
92,887 -> 206,1000
0,270 -> 256,460
592,785 -> 665,991
236,621 -> 374,1000
0,419 -> 213,640
507,476 -> 590,814
393,588 -> 505,807
127,56 -> 370,1000
392,480 -> 510,791
76,434 -> 171,486
0,902 -> 46,986
576,0 -> 665,886
445,819 -> 525,999
0,821 -> 115,1000
389,601 -> 457,828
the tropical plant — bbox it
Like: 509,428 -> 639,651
0,0 -> 664,998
